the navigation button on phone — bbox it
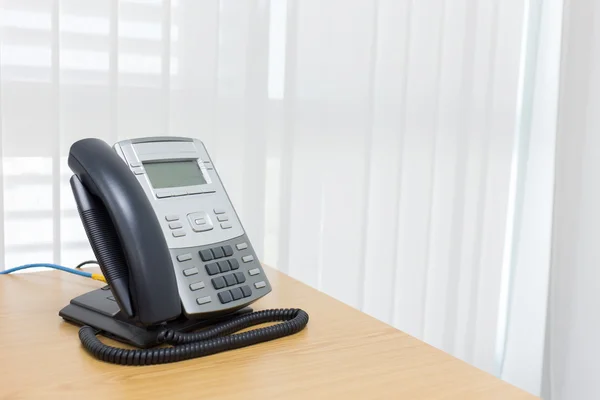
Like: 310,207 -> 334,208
172,230 -> 186,237
188,212 -> 214,232
165,215 -> 180,221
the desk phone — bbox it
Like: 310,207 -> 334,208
59,137 -> 308,365
114,137 -> 272,316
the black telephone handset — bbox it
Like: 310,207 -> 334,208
68,138 -> 180,325
60,137 -> 308,365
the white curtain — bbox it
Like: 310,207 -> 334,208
0,0 -> 547,393
542,0 -> 600,398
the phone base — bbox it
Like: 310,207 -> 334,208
59,286 -> 253,348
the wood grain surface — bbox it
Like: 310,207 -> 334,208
0,266 -> 537,399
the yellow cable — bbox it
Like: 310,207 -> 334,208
91,273 -> 107,283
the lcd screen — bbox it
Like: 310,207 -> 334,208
143,160 -> 207,189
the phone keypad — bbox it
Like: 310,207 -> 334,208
173,237 -> 270,314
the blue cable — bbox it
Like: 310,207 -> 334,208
0,263 -> 93,278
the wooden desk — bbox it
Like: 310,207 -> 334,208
0,266 -> 535,399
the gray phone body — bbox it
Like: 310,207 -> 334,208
113,137 -> 272,318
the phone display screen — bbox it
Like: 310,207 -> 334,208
143,160 -> 207,189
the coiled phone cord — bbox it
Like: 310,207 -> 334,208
79,308 -> 309,365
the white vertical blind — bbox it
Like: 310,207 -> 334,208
0,0 -> 539,387
542,0 -> 600,398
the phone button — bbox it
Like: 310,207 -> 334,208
240,285 -> 252,298
199,249 -> 214,262
234,272 -> 246,284
228,259 -> 240,270
188,212 -> 214,232
190,281 -> 205,291
177,253 -> 192,262
236,243 -> 248,250
221,222 -> 232,229
222,245 -> 234,257
165,215 -> 180,221
224,274 -> 237,287
214,208 -> 226,214
217,215 -> 229,222
196,296 -> 212,305
230,287 -> 243,300
254,281 -> 266,289
211,247 -> 225,259
218,261 -> 230,273
172,230 -> 186,237
169,222 -> 183,229
183,267 -> 198,276
242,255 -> 254,263
205,262 -> 219,275
248,268 -> 260,276
212,277 -> 226,289
132,167 -> 145,175
218,291 -> 233,304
